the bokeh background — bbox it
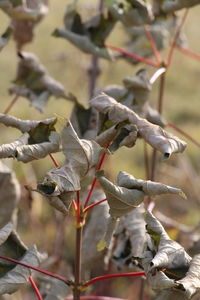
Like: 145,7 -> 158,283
0,1 -> 200,299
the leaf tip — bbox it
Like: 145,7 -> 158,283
97,239 -> 106,252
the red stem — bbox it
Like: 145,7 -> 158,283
167,9 -> 189,69
177,46 -> 200,62
84,151 -> 107,208
49,153 -> 59,168
0,255 -> 70,285
76,190 -> 81,224
83,198 -> 107,213
106,44 -> 160,68
84,272 -> 145,287
3,94 -> 19,114
66,297 -> 126,300
167,122 -> 200,148
29,276 -> 43,300
143,25 -> 162,64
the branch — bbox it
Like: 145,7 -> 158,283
29,276 -> 43,300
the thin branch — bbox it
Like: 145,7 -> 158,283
83,198 -> 107,213
83,272 -> 145,287
143,141 -> 150,180
66,297 -> 126,300
106,44 -> 160,68
167,9 -> 189,69
167,122 -> 200,148
144,25 -> 162,64
0,255 -> 70,285
73,226 -> 83,300
84,151 -> 107,208
49,153 -> 59,168
29,276 -> 43,300
177,46 -> 200,62
3,94 -> 19,114
76,190 -> 81,225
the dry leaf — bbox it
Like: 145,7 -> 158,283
145,211 -> 192,272
0,162 -> 20,227
91,93 -> 186,157
160,0 -> 200,13
117,171 -> 186,198
53,3 -> 115,60
9,52 -> 73,112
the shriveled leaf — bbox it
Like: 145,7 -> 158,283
62,121 -> 103,178
0,113 -> 56,134
43,277 -> 70,300
9,52 -> 74,112
97,216 -> 119,251
0,0 -> 48,21
108,125 -> 138,152
0,133 -> 29,159
155,290 -> 189,300
117,171 -> 186,198
91,93 -> 186,157
0,27 -> 12,51
176,254 -> 200,298
145,211 -> 192,272
53,4 -> 115,60
0,245 -> 42,295
96,171 -> 145,218
12,0 -> 48,49
107,0 -> 153,27
146,270 -> 178,291
0,162 -> 20,227
112,206 -> 146,267
161,0 -> 200,13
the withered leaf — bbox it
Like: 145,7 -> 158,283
0,223 -> 45,295
146,270 -> 178,291
117,171 -> 186,198
53,3 -> 115,60
145,211 -> 191,272
9,52 -> 74,112
112,206 -> 146,267
0,162 -> 20,227
96,171 -> 145,218
91,93 -> 186,157
161,0 -> 200,13
107,0 -> 153,27
62,121 -> 103,178
0,0 -> 48,21
176,254 -> 200,298
0,27 -> 12,51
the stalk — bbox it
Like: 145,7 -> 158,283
150,72 -> 166,181
73,226 -> 83,300
29,276 -> 43,300
3,94 -> 19,114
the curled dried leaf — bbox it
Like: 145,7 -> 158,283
10,52 -> 73,112
53,4 -> 115,59
91,93 -> 186,157
0,162 -> 20,227
117,171 -> 186,198
145,211 -> 192,272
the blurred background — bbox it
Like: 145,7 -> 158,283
0,1 -> 200,299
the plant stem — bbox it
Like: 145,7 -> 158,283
177,46 -> 200,62
84,151 -> 107,208
150,72 -> 166,181
76,191 -> 81,225
167,9 -> 189,69
49,153 -> 59,168
143,142 -> 150,180
0,255 -> 70,285
73,226 -> 83,300
106,45 -> 160,68
83,198 -> 107,213
84,272 -> 145,287
143,25 -> 162,64
3,94 -> 19,114
29,276 -> 43,300
167,122 -> 200,148
149,67 -> 166,85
